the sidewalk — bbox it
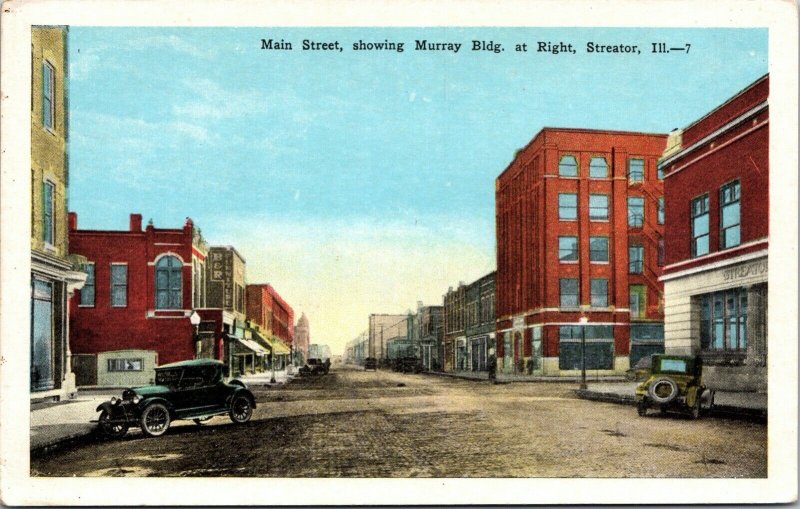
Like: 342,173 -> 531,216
576,382 -> 767,420
30,390 -> 115,454
425,370 -> 626,383
235,368 -> 296,387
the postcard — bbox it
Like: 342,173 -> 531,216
1,0 -> 797,505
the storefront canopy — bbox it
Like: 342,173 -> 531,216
265,336 -> 291,356
236,338 -> 270,356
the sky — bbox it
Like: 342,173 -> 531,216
66,27 -> 767,354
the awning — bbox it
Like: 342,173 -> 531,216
265,336 -> 291,356
236,338 -> 270,356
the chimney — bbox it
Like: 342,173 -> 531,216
68,212 -> 78,231
129,213 -> 142,232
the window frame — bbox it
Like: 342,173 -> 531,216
719,180 -> 741,250
558,193 -> 578,221
628,245 -> 644,274
559,278 -> 579,308
80,262 -> 95,307
42,180 -> 55,245
657,196 -> 665,225
691,194 -> 710,257
42,60 -> 56,131
589,193 -> 609,221
628,158 -> 645,183
627,196 -> 644,228
107,358 -> 144,372
110,263 -> 128,308
590,278 -> 609,307
698,288 -> 747,352
589,236 -> 609,263
558,236 -> 579,263
589,156 -> 608,178
155,255 -> 183,310
558,155 -> 579,177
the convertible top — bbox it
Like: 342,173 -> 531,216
156,359 -> 224,370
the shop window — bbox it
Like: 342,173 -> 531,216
629,245 -> 644,274
590,278 -> 608,307
559,155 -> 578,177
558,325 -> 614,370
110,264 -> 127,307
155,255 -> 182,309
629,284 -> 646,318
107,358 -> 143,372
42,61 -> 55,130
658,196 -> 664,224
628,158 -> 645,183
43,180 -> 55,245
590,236 -> 609,262
589,157 -> 608,178
558,193 -> 578,220
627,196 -> 644,227
698,288 -> 747,351
720,180 -> 741,249
80,263 -> 95,306
691,194 -> 710,257
560,278 -> 579,307
589,194 -> 609,220
629,323 -> 665,366
558,236 -> 578,262
31,279 -> 54,391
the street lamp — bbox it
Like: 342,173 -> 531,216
579,316 -> 589,390
190,310 -> 202,358
270,340 -> 277,384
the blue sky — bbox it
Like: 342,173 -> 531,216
67,27 -> 767,352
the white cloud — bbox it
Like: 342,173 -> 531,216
172,78 -> 267,120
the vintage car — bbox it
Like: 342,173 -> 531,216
625,353 -> 656,382
635,354 -> 714,419
363,357 -> 378,371
299,358 -> 328,376
398,356 -> 423,374
96,359 -> 257,438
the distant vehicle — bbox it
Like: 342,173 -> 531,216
363,357 -> 378,371
635,355 -> 714,419
299,358 -> 328,376
398,357 -> 423,374
96,359 -> 256,438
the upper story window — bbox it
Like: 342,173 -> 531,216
658,197 -> 665,225
589,157 -> 608,178
558,155 -> 578,177
111,264 -> 128,307
590,278 -> 608,307
657,165 -> 665,180
628,158 -> 645,183
42,180 -> 55,245
559,278 -> 579,308
558,193 -> 578,220
629,245 -> 644,274
720,180 -> 741,249
42,61 -> 55,130
558,236 -> 578,262
80,263 -> 95,306
627,196 -> 644,227
590,236 -> 609,262
155,255 -> 182,309
589,194 -> 608,220
691,194 -> 710,257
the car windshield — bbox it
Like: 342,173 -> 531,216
658,359 -> 689,373
155,368 -> 182,385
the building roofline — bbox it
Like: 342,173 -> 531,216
209,245 -> 247,263
680,73 -> 768,134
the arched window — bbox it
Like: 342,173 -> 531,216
558,155 -> 578,177
589,157 -> 608,178
155,255 -> 182,309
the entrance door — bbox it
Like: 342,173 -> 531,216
31,279 -> 55,391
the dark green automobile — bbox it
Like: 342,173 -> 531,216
96,359 -> 256,438
635,355 -> 714,419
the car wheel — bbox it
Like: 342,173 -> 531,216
229,395 -> 253,424
193,416 -> 213,425
99,410 -> 129,438
140,403 -> 171,437
636,402 -> 647,417
648,377 -> 679,404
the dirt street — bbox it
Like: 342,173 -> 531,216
30,366 -> 767,477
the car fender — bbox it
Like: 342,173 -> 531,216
137,397 -> 175,416
228,387 -> 257,409
96,401 -> 116,414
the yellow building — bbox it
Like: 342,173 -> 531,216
31,26 -> 85,400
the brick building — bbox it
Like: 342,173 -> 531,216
68,214 -> 213,386
658,75 -> 768,392
495,128 -> 668,376
465,272 -> 496,372
443,283 -> 467,372
414,303 -> 443,371
246,284 -> 294,369
30,26 -> 87,400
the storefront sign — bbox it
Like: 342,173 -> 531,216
723,259 -> 768,282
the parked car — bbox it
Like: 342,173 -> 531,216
363,357 -> 378,371
95,359 -> 256,438
398,356 -> 423,374
635,354 -> 714,419
625,354 -> 656,382
299,358 -> 327,376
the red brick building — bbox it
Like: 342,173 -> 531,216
246,284 -> 294,366
495,128 -> 668,376
659,75 -> 768,392
68,213 -> 214,386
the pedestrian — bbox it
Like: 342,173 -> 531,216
487,348 -> 497,383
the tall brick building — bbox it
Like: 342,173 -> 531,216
659,75 -> 768,392
495,128 -> 668,376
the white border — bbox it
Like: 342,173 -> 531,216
1,0 -> 797,506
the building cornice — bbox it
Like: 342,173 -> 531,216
660,247 -> 768,282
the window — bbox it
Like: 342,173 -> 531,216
628,196 -> 644,227
560,278 -> 579,307
657,196 -> 664,225
31,279 -> 54,391
559,155 -> 578,177
589,194 -> 608,220
590,278 -> 608,307
155,255 -> 182,309
589,236 -> 609,262
110,264 -> 127,307
43,181 -> 54,245
80,263 -> 95,306
558,236 -> 578,262
589,157 -> 608,178
107,358 -> 143,372
691,194 -> 710,257
558,193 -> 578,220
628,158 -> 644,182
720,180 -> 741,249
559,325 -> 614,370
657,165 -> 665,180
699,288 -> 747,351
629,284 -> 646,318
629,245 -> 644,274
657,238 -> 665,267
42,61 -> 55,130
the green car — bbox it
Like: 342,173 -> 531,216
635,355 -> 714,419
96,359 -> 257,438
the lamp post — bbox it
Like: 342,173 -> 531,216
270,339 -> 277,384
579,316 -> 589,390
190,310 -> 202,358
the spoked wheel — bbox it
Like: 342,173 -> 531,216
229,395 -> 253,424
99,410 -> 129,438
140,403 -> 171,437
193,416 -> 213,425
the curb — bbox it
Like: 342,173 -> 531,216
30,426 -> 102,458
423,371 -> 628,384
